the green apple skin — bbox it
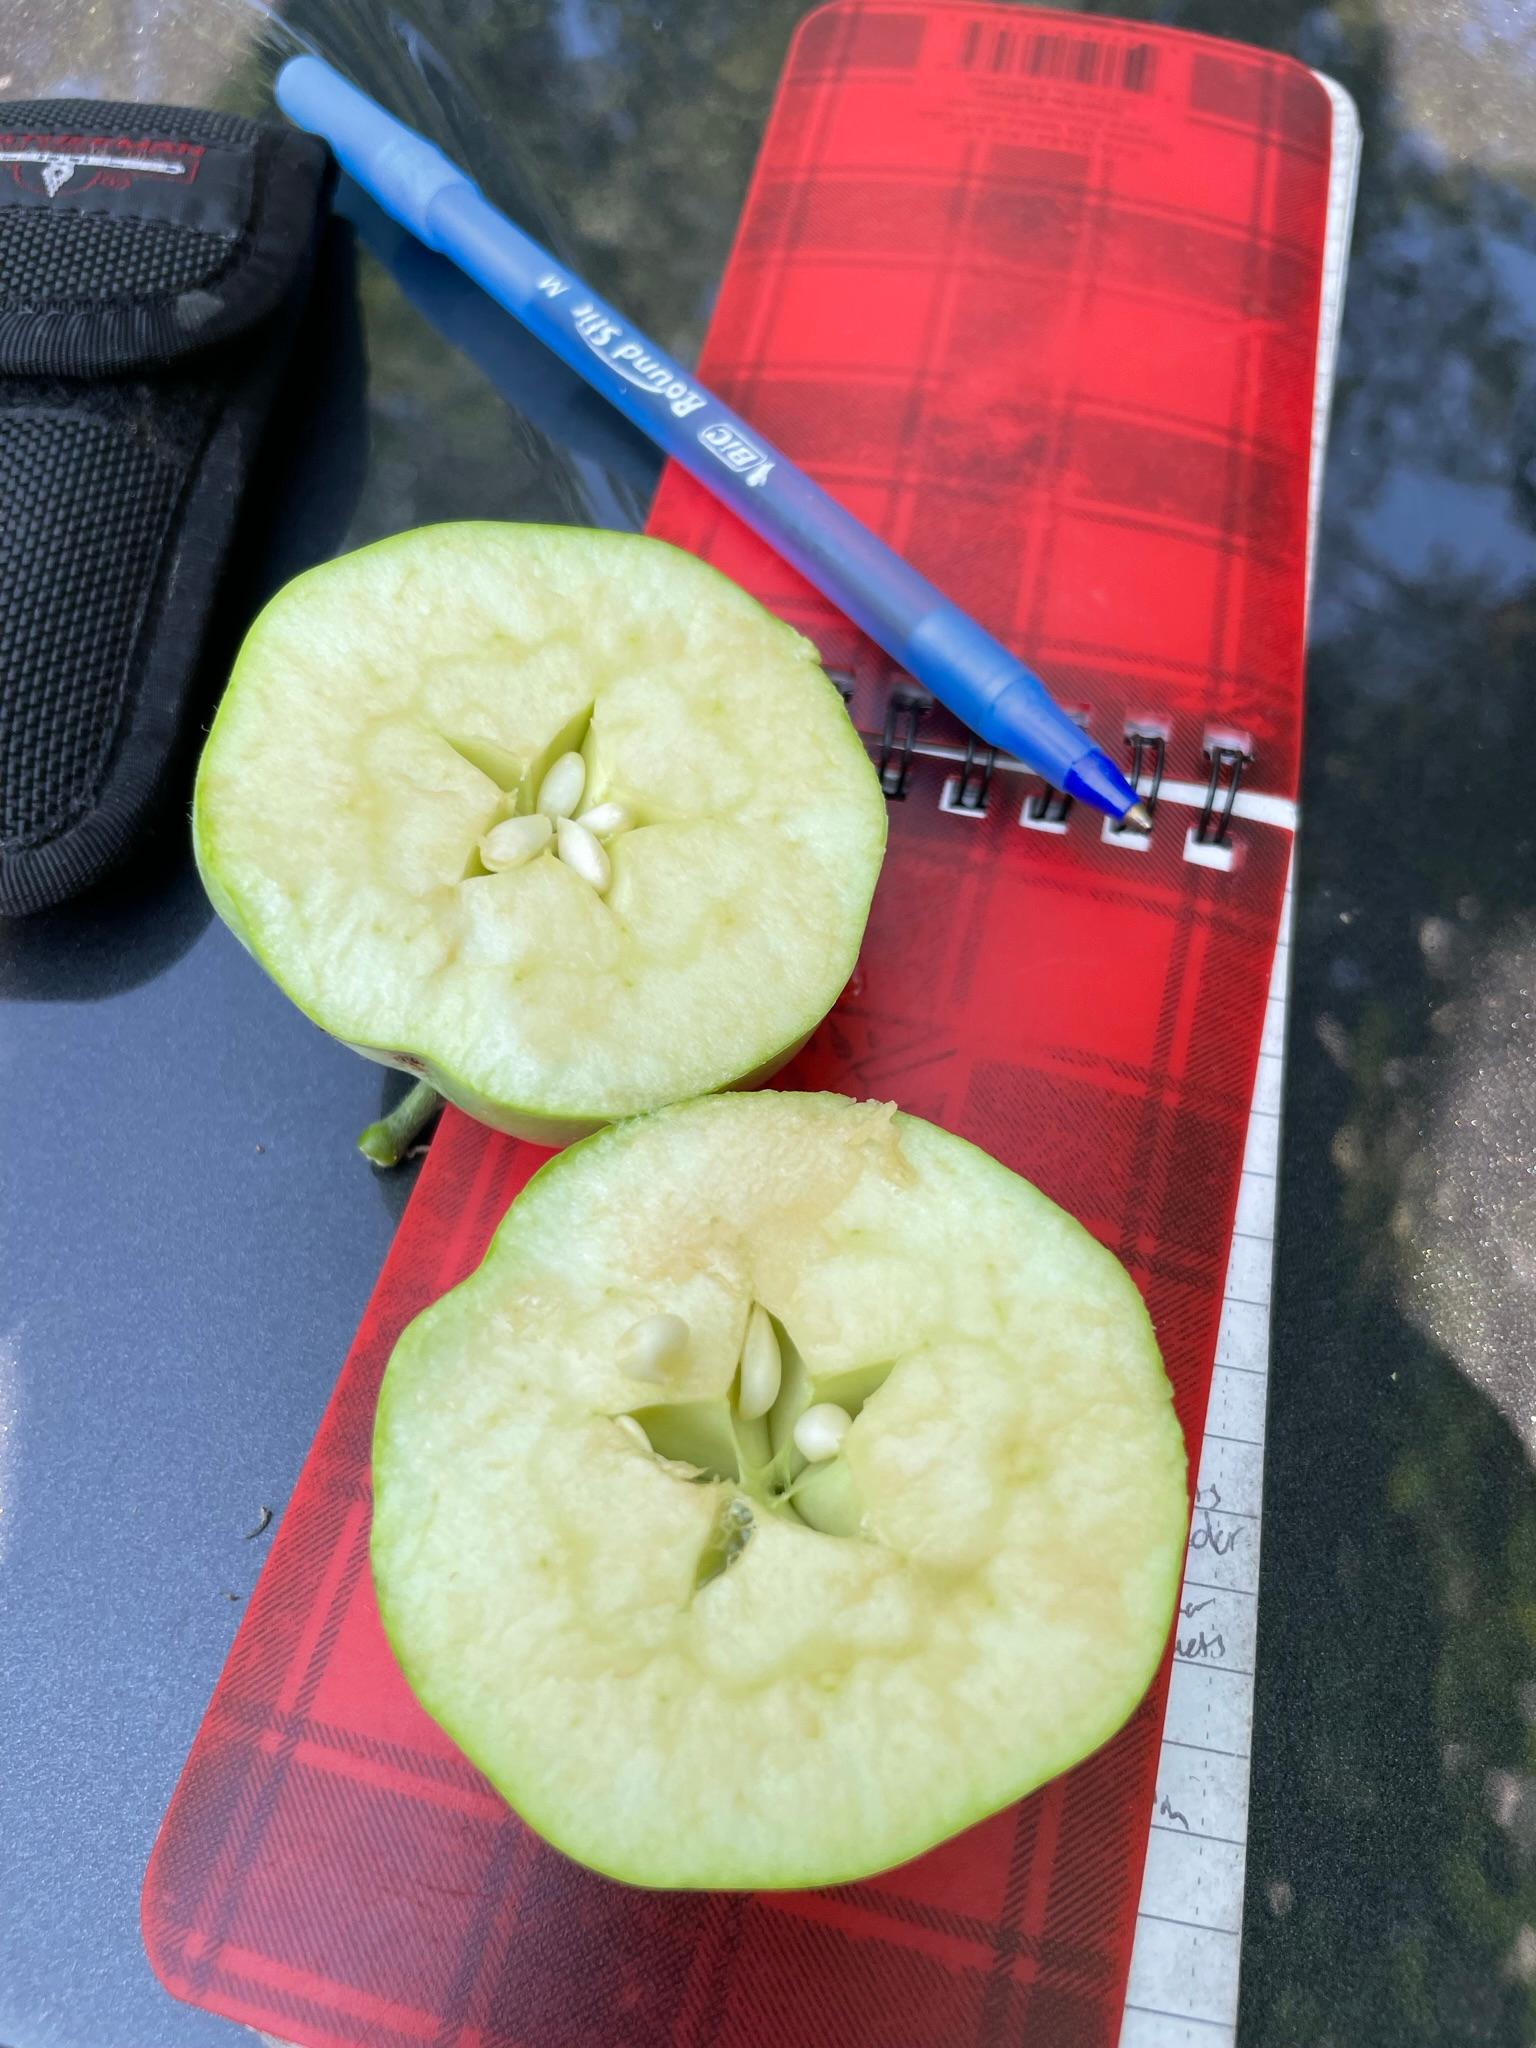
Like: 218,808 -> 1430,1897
371,1092 -> 1188,1891
196,853 -> 817,1150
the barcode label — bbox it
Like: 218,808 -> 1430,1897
956,24 -> 1159,93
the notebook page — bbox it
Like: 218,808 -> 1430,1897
1119,72 -> 1360,2048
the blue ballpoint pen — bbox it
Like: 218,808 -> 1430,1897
276,55 -> 1151,827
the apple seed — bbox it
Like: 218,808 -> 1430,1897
735,1305 -> 781,1422
793,1402 -> 852,1462
479,813 -> 553,872
536,750 -> 587,819
556,816 -> 611,893
576,801 -> 632,839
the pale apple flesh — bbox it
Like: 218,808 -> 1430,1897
371,1092 -> 1188,1891
192,524 -> 887,1142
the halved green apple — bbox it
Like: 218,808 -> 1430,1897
193,524 -> 886,1142
372,1091 -> 1188,1890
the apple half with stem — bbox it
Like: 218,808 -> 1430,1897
372,1091 -> 1188,1890
193,524 -> 886,1144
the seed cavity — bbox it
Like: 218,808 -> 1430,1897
794,1403 -> 852,1463
614,1414 -> 650,1450
618,1311 -> 689,1384
454,702 -> 642,887
693,1494 -> 755,1594
536,751 -> 587,819
736,1304 -> 782,1422
478,813 -> 552,871
441,732 -> 525,791
618,1311 -> 882,1546
557,816 -> 611,893
576,801 -> 633,840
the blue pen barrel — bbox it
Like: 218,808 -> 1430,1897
276,56 -> 1137,810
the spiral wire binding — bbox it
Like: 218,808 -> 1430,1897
877,690 -> 928,799
826,667 -> 1258,856
953,734 -> 996,812
1113,729 -> 1166,828
1026,778 -> 1074,826
1197,742 -> 1249,845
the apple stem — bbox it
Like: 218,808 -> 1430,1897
358,1079 -> 443,1168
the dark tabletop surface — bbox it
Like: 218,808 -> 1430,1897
4,2 -> 1536,2044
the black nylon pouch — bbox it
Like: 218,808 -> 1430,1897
0,100 -> 333,915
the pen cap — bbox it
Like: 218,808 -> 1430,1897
276,56 -> 474,247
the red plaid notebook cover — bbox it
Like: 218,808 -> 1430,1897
144,9 -> 1332,2044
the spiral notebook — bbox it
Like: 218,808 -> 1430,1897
143,12 -> 1356,2046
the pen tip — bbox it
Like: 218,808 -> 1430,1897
1123,801 -> 1153,832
